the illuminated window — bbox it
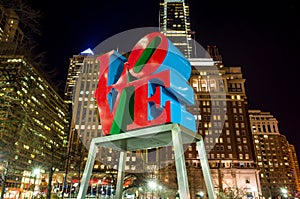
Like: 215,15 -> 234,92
131,165 -> 136,170
201,79 -> 207,91
192,79 -> 199,91
235,123 -> 239,128
226,130 -> 230,135
210,79 -> 217,91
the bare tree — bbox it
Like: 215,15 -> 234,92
0,0 -> 48,70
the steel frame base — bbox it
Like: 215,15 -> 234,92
76,124 -> 215,199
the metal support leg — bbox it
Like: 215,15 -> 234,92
77,141 -> 97,199
115,151 -> 126,199
196,139 -> 215,199
172,127 -> 191,199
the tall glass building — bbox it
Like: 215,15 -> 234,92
0,55 -> 69,191
0,4 -> 69,197
159,0 -> 192,58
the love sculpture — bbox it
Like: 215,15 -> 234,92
94,32 -> 196,135
77,32 -> 215,199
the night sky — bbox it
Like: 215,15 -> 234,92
29,0 -> 299,158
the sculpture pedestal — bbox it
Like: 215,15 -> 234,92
77,124 -> 215,199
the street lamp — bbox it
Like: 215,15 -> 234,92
197,191 -> 204,199
148,181 -> 156,199
281,188 -> 288,198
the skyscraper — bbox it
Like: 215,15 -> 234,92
159,0 -> 192,58
0,55 -> 69,195
0,4 -> 69,197
188,57 -> 261,198
67,54 -> 146,175
64,55 -> 85,104
151,56 -> 262,198
249,110 -> 300,197
0,5 -> 24,54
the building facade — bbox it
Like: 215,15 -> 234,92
288,144 -> 300,194
64,55 -> 85,104
159,0 -> 192,58
0,55 -> 69,196
249,110 -> 300,198
0,5 -> 23,54
0,4 -> 69,198
147,57 -> 261,199
65,54 -> 147,197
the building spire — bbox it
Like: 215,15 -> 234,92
207,45 -> 223,66
165,0 -> 184,2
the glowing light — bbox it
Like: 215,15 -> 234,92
199,191 -> 204,197
80,48 -> 94,55
281,188 -> 288,194
33,168 -> 40,176
148,181 -> 156,189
